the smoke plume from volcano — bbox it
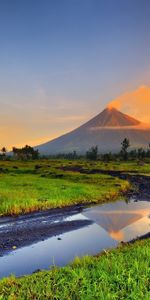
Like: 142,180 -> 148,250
107,86 -> 150,124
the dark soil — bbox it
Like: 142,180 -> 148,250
0,206 -> 93,256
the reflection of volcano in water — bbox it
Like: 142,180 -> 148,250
83,201 -> 150,241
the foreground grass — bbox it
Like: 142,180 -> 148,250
0,238 -> 149,300
0,160 -> 130,216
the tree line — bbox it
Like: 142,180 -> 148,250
86,138 -> 150,161
0,138 -> 150,161
0,145 -> 39,160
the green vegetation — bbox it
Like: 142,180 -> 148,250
0,238 -> 149,300
121,138 -> 130,160
86,145 -> 98,160
0,160 -> 130,216
0,158 -> 150,216
12,145 -> 39,160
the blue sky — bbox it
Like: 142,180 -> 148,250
0,0 -> 150,148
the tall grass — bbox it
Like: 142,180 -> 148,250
0,238 -> 149,299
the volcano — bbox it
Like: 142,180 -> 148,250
36,107 -> 150,154
82,107 -> 141,128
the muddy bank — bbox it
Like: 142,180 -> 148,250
0,206 -> 93,256
129,231 -> 150,243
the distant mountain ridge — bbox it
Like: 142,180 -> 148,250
36,107 -> 150,154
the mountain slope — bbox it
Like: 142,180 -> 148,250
82,107 -> 141,128
36,107 -> 150,154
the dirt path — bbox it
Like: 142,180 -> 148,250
0,205 -> 93,256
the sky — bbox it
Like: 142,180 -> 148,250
0,0 -> 150,149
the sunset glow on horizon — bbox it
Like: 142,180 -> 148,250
0,1 -> 150,150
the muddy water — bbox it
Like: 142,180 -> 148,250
0,199 -> 149,278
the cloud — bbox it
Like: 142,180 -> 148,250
107,85 -> 150,123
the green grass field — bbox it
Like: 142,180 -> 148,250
0,238 -> 149,300
0,159 -> 133,216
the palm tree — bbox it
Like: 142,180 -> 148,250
1,147 -> 7,160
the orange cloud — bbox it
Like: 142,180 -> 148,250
107,86 -> 150,123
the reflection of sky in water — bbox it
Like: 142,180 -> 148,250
0,224 -> 117,278
0,199 -> 149,278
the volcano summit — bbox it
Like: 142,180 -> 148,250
36,107 -> 150,154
